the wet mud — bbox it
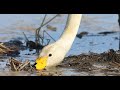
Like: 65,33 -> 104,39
58,49 -> 120,76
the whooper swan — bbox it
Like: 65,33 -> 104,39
35,14 -> 82,70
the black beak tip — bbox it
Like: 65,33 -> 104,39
32,63 -> 37,68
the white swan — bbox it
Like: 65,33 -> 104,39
35,14 -> 82,70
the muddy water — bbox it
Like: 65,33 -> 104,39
0,14 -> 119,76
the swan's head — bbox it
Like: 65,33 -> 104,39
34,42 -> 67,70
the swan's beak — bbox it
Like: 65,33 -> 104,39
35,56 -> 48,70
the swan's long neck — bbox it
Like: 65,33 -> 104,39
58,14 -> 82,50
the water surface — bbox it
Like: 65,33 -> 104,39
0,14 -> 119,76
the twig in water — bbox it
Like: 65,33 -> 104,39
11,61 -> 17,71
37,14 -> 60,32
43,30 -> 56,42
38,14 -> 47,35
46,39 -> 51,45
17,60 -> 30,71
9,58 -> 21,71
0,43 -> 14,52
41,14 -> 60,27
9,58 -> 32,71
36,14 -> 47,46
35,14 -> 60,46
23,32 -> 29,42
0,48 -> 6,53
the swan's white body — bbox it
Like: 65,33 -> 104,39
35,14 -> 82,70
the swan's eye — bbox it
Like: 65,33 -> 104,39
49,54 -> 52,57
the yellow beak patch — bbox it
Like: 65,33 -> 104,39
35,56 -> 48,70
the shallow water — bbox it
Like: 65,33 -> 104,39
0,14 -> 119,76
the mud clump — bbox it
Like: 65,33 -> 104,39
76,32 -> 89,39
98,31 -> 117,35
26,41 -> 44,50
0,39 -> 25,56
0,39 -> 44,57
46,25 -> 57,31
